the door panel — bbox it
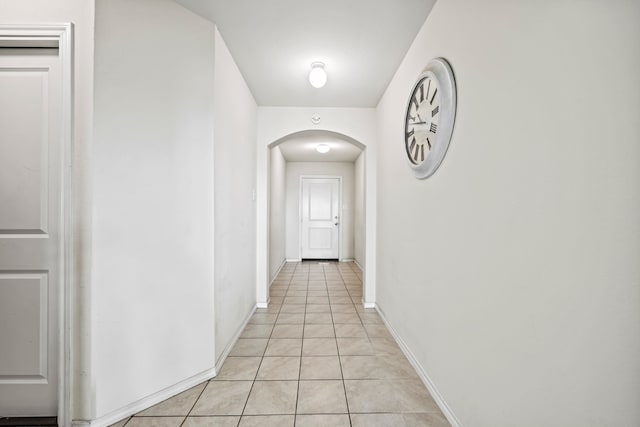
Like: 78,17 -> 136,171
0,49 -> 61,416
301,178 -> 340,259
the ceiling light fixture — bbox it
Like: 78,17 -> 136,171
309,62 -> 327,88
316,144 -> 330,154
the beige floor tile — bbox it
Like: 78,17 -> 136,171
265,338 -> 302,356
350,413 -> 450,427
369,338 -> 404,356
270,297 -> 284,305
190,381 -> 253,416
256,357 -> 300,380
330,296 -> 353,304
305,304 -> 330,313
229,339 -> 268,357
302,338 -> 338,356
256,304 -> 281,314
295,414 -> 350,427
240,324 -> 274,338
286,291 -> 307,297
182,416 -> 240,427
303,324 -> 335,338
272,324 -> 304,338
306,296 -> 329,304
344,379 -> 440,413
125,417 -> 184,427
300,356 -> 342,380
307,290 -> 328,297
331,304 -> 357,313
280,304 -> 306,314
331,313 -> 361,324
340,356 -> 384,379
137,383 -> 206,416
304,312 -> 333,324
243,381 -> 298,415
248,313 -> 277,324
214,357 -> 261,380
336,338 -> 375,356
277,313 -> 305,324
363,324 -> 392,338
334,323 -> 367,338
284,296 -> 306,305
297,380 -> 348,414
239,415 -> 295,427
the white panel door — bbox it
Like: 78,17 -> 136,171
0,48 -> 62,416
301,178 -> 340,259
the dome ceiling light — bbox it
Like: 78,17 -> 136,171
309,62 -> 327,88
316,144 -> 330,153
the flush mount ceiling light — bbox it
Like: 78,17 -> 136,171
316,144 -> 330,153
309,62 -> 327,88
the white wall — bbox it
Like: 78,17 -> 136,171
213,28 -> 258,362
269,146 -> 287,281
256,107 -> 377,306
354,152 -> 365,268
285,162 -> 355,261
93,0 -> 215,418
0,1 -> 95,421
375,1 -> 640,426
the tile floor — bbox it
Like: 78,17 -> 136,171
111,262 -> 450,427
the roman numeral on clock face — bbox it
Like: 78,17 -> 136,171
432,105 -> 439,117
406,128 -> 415,140
413,143 -> 420,162
411,96 -> 419,109
419,82 -> 425,102
430,123 -> 438,134
430,87 -> 438,105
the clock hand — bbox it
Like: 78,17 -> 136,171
409,120 -> 427,125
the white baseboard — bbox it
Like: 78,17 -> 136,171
375,305 -> 463,427
215,305 -> 257,374
286,258 -> 301,263
362,301 -> 376,309
340,258 -> 354,263
84,366 -> 216,427
353,259 -> 364,271
269,259 -> 287,287
256,301 -> 269,309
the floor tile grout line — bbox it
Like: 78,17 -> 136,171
178,380 -> 209,427
325,265 -> 354,427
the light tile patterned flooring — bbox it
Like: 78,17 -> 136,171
111,262 -> 449,427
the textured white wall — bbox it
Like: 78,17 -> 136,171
354,152 -> 365,268
375,1 -> 640,426
213,27 -> 258,362
93,0 -> 215,418
269,146 -> 287,281
285,162 -> 355,261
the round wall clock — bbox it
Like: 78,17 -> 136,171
404,57 -> 457,179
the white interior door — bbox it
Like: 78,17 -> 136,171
0,48 -> 62,416
301,178 -> 340,259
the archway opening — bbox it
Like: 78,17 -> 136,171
266,130 -> 367,302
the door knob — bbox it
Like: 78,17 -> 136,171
334,222 -> 339,226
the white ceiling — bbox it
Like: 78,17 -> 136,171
277,132 -> 363,162
174,0 -> 436,107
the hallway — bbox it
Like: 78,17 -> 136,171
109,262 -> 449,427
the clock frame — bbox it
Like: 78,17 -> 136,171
404,57 -> 457,179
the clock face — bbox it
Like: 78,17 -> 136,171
404,74 -> 440,166
403,58 -> 456,180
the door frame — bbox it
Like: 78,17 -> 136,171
0,24 -> 74,426
298,175 -> 343,261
